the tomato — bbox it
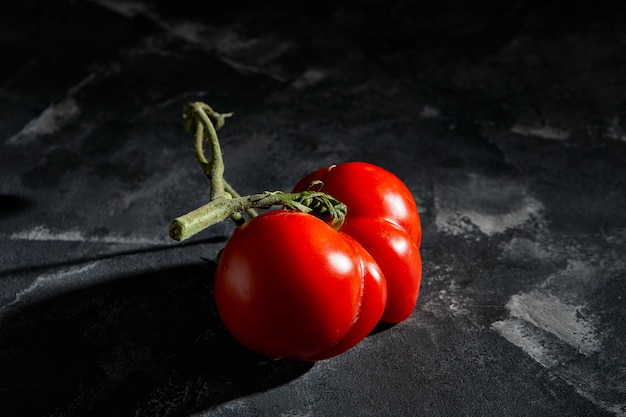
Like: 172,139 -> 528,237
307,233 -> 387,361
340,218 -> 421,322
177,102 -> 422,360
293,162 -> 422,323
214,210 -> 387,362
293,162 -> 421,246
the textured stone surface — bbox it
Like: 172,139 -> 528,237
1,1 -> 625,416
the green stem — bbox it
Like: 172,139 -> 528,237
224,181 -> 259,219
169,189 -> 346,242
186,102 -> 227,199
172,101 -> 346,242
184,102 -> 256,222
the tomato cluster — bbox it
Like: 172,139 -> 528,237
214,162 -> 422,361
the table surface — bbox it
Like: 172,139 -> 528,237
1,1 -> 625,416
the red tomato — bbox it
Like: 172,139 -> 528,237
214,210 -> 387,361
293,162 -> 421,247
308,233 -> 387,361
293,162 -> 422,323
340,218 -> 421,322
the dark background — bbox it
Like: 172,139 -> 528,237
1,1 -> 625,416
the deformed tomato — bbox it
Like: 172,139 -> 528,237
215,162 -> 421,361
293,162 -> 422,323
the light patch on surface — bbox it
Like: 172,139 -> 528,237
435,173 -> 543,236
6,98 -> 80,144
493,306 -> 625,416
607,117 -> 626,142
9,225 -> 169,245
292,69 -> 328,89
437,280 -> 470,317
421,266 -> 472,318
511,124 -> 570,140
211,29 -> 294,64
493,250 -> 626,416
0,262 -> 99,316
500,237 -> 552,264
505,290 -> 601,355
491,318 -> 559,368
420,105 -> 440,118
86,0 -> 152,17
86,0 -> 296,82
163,21 -> 205,44
163,22 -> 294,81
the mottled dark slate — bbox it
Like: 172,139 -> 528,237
1,1 -> 625,416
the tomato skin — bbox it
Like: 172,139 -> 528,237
215,162 -> 422,360
308,233 -> 387,361
294,162 -> 422,323
214,210 -> 385,361
340,218 -> 421,323
293,162 -> 421,247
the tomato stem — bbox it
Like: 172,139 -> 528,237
169,188 -> 347,241
183,102 -> 258,223
170,102 -> 346,241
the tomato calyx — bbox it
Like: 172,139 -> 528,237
283,181 -> 347,230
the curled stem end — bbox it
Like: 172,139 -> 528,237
169,221 -> 185,242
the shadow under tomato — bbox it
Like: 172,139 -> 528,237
0,263 -> 313,417
370,321 -> 398,335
